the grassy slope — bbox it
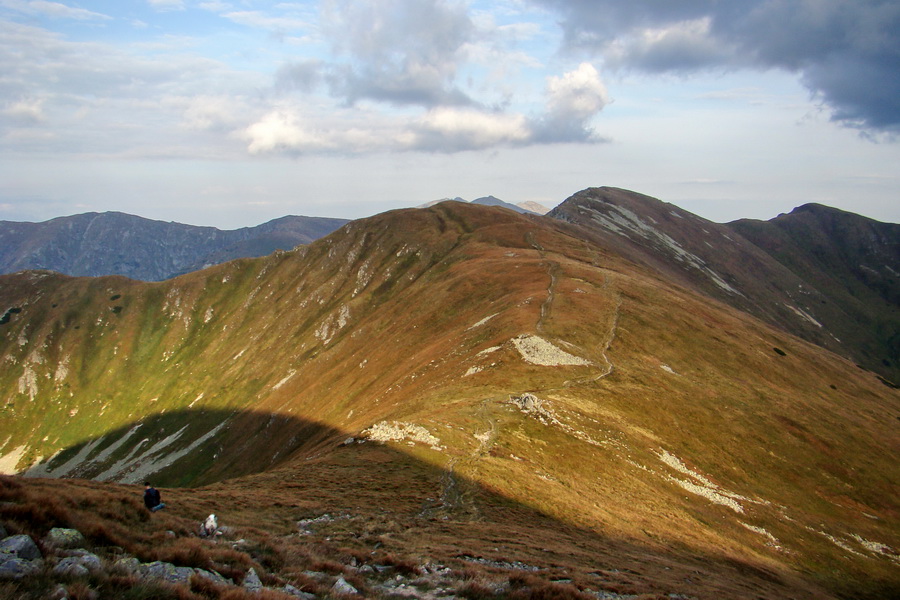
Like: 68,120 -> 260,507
0,202 -> 897,598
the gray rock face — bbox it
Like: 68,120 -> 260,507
53,557 -> 90,578
45,528 -> 87,549
332,575 -> 358,595
283,583 -> 317,599
140,560 -> 184,583
194,568 -> 230,585
0,557 -> 41,579
112,556 -> 141,575
243,567 -> 263,592
0,534 -> 42,560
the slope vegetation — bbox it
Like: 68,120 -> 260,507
548,187 -> 900,382
0,201 -> 897,598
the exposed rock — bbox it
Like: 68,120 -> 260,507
283,583 -> 317,599
0,557 -> 41,579
45,528 -> 87,549
53,557 -> 89,578
332,575 -> 358,595
140,560 -> 193,583
243,567 -> 263,592
0,534 -> 42,560
112,557 -> 141,575
194,568 -> 230,585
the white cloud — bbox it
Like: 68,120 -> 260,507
147,0 -> 185,11
173,95 -> 247,131
221,10 -> 312,32
412,107 -> 531,150
3,98 -> 45,124
244,110 -> 334,154
545,62 -> 608,121
0,0 -> 111,20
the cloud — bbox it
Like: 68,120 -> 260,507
0,0 -> 111,20
221,10 -> 312,32
147,0 -> 185,11
3,98 -> 45,124
534,62 -> 609,142
531,0 -> 900,133
411,107 -> 531,151
275,59 -> 325,94
244,64 -> 609,155
320,0 -> 476,107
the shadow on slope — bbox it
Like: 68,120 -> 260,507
18,408 -> 893,600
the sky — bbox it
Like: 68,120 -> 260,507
1,0 -> 898,229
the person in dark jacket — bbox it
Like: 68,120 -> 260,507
143,482 -> 165,512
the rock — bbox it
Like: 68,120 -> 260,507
194,568 -> 230,585
332,576 -> 358,595
243,567 -> 263,592
49,584 -> 68,600
140,561 -> 179,582
0,557 -> 41,579
0,524 -> 7,538
283,583 -> 317,599
112,557 -> 141,575
53,558 -> 90,578
0,534 -> 42,560
45,528 -> 86,549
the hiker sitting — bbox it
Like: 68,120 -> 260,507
144,482 -> 166,512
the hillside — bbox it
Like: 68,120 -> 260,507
0,212 -> 348,281
729,204 -> 900,381
548,187 -> 900,383
0,201 -> 897,598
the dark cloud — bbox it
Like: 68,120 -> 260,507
532,0 -> 900,132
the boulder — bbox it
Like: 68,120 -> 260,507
112,557 -> 141,575
0,557 -> 40,580
194,568 -> 230,585
243,567 -> 263,592
0,534 -> 42,560
140,561 -> 179,582
53,557 -> 89,578
332,576 -> 358,595
45,528 -> 86,549
283,583 -> 317,599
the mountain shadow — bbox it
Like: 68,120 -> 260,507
16,408 -> 888,600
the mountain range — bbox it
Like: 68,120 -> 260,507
0,188 -> 897,599
0,212 -> 349,282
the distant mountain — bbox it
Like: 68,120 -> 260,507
548,187 -> 900,383
419,196 -> 550,214
0,212 -> 348,281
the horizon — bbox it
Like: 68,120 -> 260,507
1,188 -> 897,231
1,1 -> 898,229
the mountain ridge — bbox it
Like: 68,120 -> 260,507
1,200 -> 897,598
547,187 -> 900,382
0,211 -> 349,282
